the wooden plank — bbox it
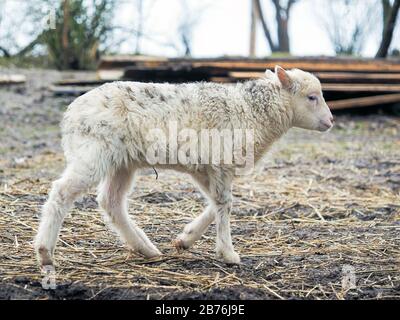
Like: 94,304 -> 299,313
321,83 -> 400,92
209,77 -> 234,83
229,71 -> 264,79
195,61 -> 400,73
99,55 -> 400,73
0,74 -> 26,84
49,85 -> 96,95
98,55 -> 168,70
315,72 -> 400,80
328,93 -> 400,110
229,71 -> 400,83
55,79 -> 108,86
97,69 -> 124,80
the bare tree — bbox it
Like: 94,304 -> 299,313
43,0 -> 116,69
320,0 -> 378,55
114,0 -> 191,56
176,0 -> 207,56
132,0 -> 158,54
376,0 -> 400,57
0,0 -> 117,68
253,0 -> 299,53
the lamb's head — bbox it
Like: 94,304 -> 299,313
273,65 -> 333,132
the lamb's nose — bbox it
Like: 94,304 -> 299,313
330,115 -> 334,123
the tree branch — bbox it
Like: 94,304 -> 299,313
254,0 -> 277,51
16,33 -> 45,57
0,46 -> 11,57
286,0 -> 298,17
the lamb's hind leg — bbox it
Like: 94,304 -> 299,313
35,164 -> 94,268
97,167 -> 161,258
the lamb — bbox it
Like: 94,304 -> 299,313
34,66 -> 333,268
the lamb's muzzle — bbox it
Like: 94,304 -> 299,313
35,66 -> 332,269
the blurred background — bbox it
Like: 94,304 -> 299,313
0,0 -> 399,69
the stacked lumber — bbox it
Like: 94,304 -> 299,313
54,56 -> 400,110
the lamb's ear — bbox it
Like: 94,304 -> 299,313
265,69 -> 275,79
275,65 -> 293,91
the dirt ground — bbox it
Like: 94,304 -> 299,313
0,68 -> 399,300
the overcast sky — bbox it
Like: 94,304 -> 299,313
115,0 -> 400,58
1,0 -> 399,58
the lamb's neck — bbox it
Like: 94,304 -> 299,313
240,80 -> 294,159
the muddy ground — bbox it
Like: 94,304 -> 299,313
0,68 -> 399,300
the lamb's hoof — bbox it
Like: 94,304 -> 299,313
216,250 -> 241,265
173,238 -> 189,252
40,264 -> 56,274
139,246 -> 162,259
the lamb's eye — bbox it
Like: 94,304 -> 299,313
308,95 -> 318,102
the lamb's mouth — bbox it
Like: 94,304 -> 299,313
318,120 -> 333,132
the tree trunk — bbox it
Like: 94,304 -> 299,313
376,0 -> 400,58
382,0 -> 392,33
277,17 -> 290,52
249,0 -> 257,57
272,0 -> 295,53
62,0 -> 70,68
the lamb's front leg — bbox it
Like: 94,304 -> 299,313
214,195 -> 240,264
211,174 -> 240,264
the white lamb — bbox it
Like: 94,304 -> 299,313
35,66 -> 333,267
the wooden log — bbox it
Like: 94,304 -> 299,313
49,85 -> 95,96
97,69 -> 125,80
0,74 -> 26,84
321,83 -> 400,92
328,93 -> 400,110
194,61 -> 400,73
98,55 -> 168,70
228,71 -> 400,84
315,72 -> 400,83
99,55 -> 400,73
55,79 -> 109,86
229,71 -> 264,79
